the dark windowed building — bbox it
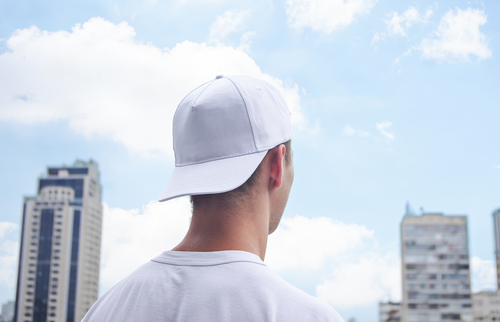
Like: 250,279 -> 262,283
13,160 -> 102,322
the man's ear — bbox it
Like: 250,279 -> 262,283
269,144 -> 286,189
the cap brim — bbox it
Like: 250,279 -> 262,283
158,150 -> 268,202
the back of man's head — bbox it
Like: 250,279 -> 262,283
158,75 -> 292,206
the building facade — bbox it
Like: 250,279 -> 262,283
13,160 -> 102,322
493,209 -> 500,290
379,301 -> 401,322
401,212 -> 472,322
472,290 -> 500,321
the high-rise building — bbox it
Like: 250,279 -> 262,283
492,209 -> 500,289
13,160 -> 102,322
400,210 -> 472,322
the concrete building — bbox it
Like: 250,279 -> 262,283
13,160 -> 102,322
1,301 -> 14,322
472,290 -> 500,321
379,301 -> 401,322
401,210 -> 472,322
492,209 -> 500,289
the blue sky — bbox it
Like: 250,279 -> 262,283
1,0 -> 499,320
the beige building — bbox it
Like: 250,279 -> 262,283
401,211 -> 472,322
13,160 -> 102,322
379,301 -> 401,322
472,290 -> 500,321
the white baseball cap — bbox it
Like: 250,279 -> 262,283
158,75 -> 292,202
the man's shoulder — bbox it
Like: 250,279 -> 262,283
256,268 -> 343,321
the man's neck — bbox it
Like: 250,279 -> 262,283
172,197 -> 270,261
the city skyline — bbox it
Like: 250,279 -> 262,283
1,0 -> 499,321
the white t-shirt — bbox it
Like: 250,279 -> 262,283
83,250 -> 344,322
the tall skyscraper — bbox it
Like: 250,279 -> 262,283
13,160 -> 102,322
492,208 -> 500,290
400,210 -> 472,322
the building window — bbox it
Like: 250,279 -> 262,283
442,314 -> 461,320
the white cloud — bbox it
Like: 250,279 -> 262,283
266,215 -> 374,270
0,222 -> 19,296
286,0 -> 377,34
373,6 -> 433,44
100,199 -> 191,294
419,8 -> 491,63
386,6 -> 432,37
376,121 -> 394,141
0,18 -> 304,158
496,166 -> 500,169
471,256 -> 496,292
209,10 -> 250,43
316,252 -> 401,308
343,125 -> 370,137
344,125 -> 356,137
0,222 -> 17,239
237,31 -> 256,52
266,215 -> 401,309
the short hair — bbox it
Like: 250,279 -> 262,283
190,140 -> 292,210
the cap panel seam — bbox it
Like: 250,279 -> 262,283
191,78 -> 217,107
173,79 -> 215,164
224,77 -> 258,151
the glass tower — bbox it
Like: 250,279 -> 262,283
401,211 -> 472,322
13,160 -> 102,322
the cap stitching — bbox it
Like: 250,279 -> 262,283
224,77 -> 258,151
175,149 -> 267,167
191,78 -> 217,107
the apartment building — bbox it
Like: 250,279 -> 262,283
401,212 -> 472,322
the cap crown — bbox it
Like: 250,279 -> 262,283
173,76 -> 291,166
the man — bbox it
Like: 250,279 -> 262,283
83,75 -> 343,321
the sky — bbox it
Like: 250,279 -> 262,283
0,0 -> 499,320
